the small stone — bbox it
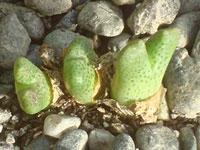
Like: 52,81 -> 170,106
164,48 -> 200,118
110,134 -> 135,150
56,9 -> 78,30
127,0 -> 180,35
24,135 -> 51,150
136,125 -> 179,150
171,11 -> 200,48
112,0 -> 135,5
0,71 -> 14,84
43,29 -> 78,57
26,44 -> 43,66
108,33 -> 131,52
24,0 -> 72,16
88,129 -> 114,150
6,133 -> 15,144
179,0 -> 200,15
43,114 -> 81,138
0,2 -> 45,40
55,129 -> 88,150
0,108 -> 11,124
179,127 -> 197,150
0,13 -> 31,69
77,1 -> 124,37
103,121 -> 109,128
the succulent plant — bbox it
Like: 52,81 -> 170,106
111,27 -> 180,105
14,57 -> 52,114
63,36 -> 100,105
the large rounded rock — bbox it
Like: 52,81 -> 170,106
179,0 -> 200,15
43,29 -> 78,57
55,129 -> 88,150
0,13 -> 31,69
24,0 -> 72,16
88,129 -> 114,150
110,134 -> 135,150
136,125 -> 179,150
77,1 -> 124,37
127,0 -> 180,35
171,11 -> 200,48
164,48 -> 200,118
0,2 -> 45,40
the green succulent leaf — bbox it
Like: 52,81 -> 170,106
14,57 -> 52,114
111,27 -> 180,105
63,36 -> 100,105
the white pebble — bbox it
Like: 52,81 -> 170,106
43,114 -> 81,138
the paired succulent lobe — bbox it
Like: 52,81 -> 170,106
14,57 -> 52,114
63,36 -> 100,105
111,27 -> 180,105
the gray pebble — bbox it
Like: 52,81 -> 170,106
164,48 -> 200,118
192,29 -> 200,57
56,9 -> 78,30
127,0 -> 180,35
108,33 -> 131,52
0,13 -> 31,69
43,29 -> 78,57
88,129 -> 114,150
112,0 -> 135,5
26,44 -> 43,66
110,134 -> 135,150
171,11 -> 200,48
180,127 -> 197,150
136,125 -> 179,150
179,0 -> 200,15
55,129 -> 88,150
0,84 -> 14,98
77,1 -> 124,37
195,126 -> 200,150
0,2 -> 45,40
0,71 -> 14,84
0,108 -> 11,124
24,0 -> 72,16
24,135 -> 51,150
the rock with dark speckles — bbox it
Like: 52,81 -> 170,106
127,0 -> 180,35
136,125 -> 179,150
55,129 -> 88,150
0,2 -> 45,40
77,1 -> 124,37
110,134 -> 135,150
0,13 -> 31,69
164,48 -> 200,118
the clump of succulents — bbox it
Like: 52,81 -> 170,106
14,27 -> 180,114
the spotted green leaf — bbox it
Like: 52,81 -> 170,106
111,27 -> 180,105
63,36 -> 100,105
14,57 -> 52,114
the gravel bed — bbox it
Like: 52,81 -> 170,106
0,0 -> 200,150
